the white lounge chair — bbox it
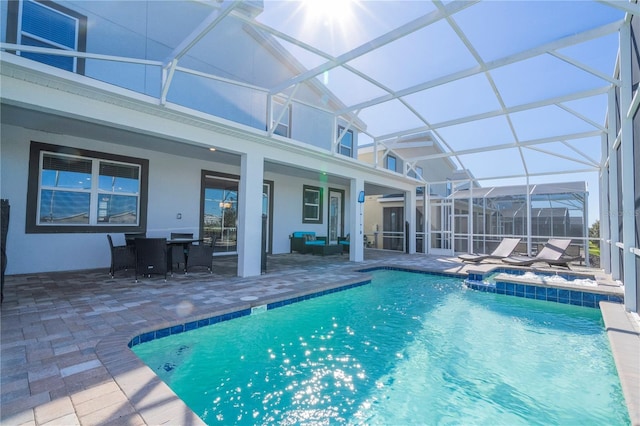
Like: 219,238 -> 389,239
458,238 -> 521,263
502,239 -> 575,267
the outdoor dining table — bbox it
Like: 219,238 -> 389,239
166,238 -> 203,273
131,237 -> 202,275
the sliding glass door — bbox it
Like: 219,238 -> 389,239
202,173 -> 238,254
201,172 -> 273,255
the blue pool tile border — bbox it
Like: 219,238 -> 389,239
357,265 -> 466,279
266,280 -> 371,310
128,279 -> 374,348
464,267 -> 621,309
464,279 -> 623,308
129,266 -> 617,348
128,267 -> 459,348
127,266 -> 450,348
128,308 -> 252,348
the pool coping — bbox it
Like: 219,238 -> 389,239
95,266 -> 639,425
600,302 -> 640,426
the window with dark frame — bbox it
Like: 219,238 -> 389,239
302,185 -> 323,224
6,0 -> 87,74
26,142 -> 148,233
338,125 -> 353,157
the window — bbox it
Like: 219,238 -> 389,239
271,98 -> 291,137
7,0 -> 87,74
410,166 -> 423,180
338,125 -> 353,157
386,154 -> 397,172
27,142 -> 148,233
302,185 -> 323,224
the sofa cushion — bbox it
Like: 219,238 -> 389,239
293,231 -> 315,238
305,240 -> 325,246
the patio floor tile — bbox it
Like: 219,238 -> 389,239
1,251 -> 635,425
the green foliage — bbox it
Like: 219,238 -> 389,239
588,220 -> 600,256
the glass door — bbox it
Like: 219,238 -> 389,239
383,206 -> 404,251
202,174 -> 238,254
429,199 -> 454,255
262,182 -> 272,253
328,188 -> 344,244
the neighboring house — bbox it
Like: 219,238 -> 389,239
359,132 -> 465,252
433,181 -> 588,257
363,176 -> 588,258
0,0 -> 417,276
358,131 -> 457,179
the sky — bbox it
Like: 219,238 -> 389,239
254,0 -> 627,226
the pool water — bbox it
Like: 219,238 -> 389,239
132,270 -> 629,425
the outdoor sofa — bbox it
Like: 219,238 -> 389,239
290,231 -> 327,254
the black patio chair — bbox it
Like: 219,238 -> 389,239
170,232 -> 194,271
125,232 -> 146,246
107,234 -> 135,278
134,237 -> 168,282
186,237 -> 216,273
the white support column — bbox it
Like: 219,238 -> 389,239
405,187 -> 417,254
526,181 -> 532,255
599,132 -> 611,273
237,152 -> 264,277
421,185 -> 427,254
619,21 -> 637,312
350,178 -> 365,262
608,94 -> 621,280
468,182 -> 473,253
425,184 -> 432,254
583,190 -> 589,267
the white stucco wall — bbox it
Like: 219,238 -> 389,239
0,56 -> 416,276
0,124 -> 231,274
0,123 -> 353,274
268,174 -> 351,254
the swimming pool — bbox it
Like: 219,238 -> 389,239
132,269 -> 629,425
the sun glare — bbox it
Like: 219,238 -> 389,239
303,0 -> 355,26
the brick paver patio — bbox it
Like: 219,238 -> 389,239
1,251 -> 637,425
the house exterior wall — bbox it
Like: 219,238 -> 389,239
1,124 -> 223,274
1,122 -> 355,274
362,195 -> 385,247
266,171 -> 352,254
0,0 -> 419,277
